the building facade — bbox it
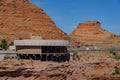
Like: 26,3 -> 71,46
14,40 -> 69,61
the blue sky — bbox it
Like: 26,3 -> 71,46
29,0 -> 120,35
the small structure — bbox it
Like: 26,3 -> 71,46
0,51 -> 17,60
86,47 -> 90,53
86,47 -> 90,51
69,51 -> 77,61
8,46 -> 16,51
14,40 -> 69,61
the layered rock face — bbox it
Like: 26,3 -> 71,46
70,21 -> 118,44
0,0 -> 68,43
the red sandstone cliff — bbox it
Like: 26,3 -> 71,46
0,0 -> 68,43
70,21 -> 120,45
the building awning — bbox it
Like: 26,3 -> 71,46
14,40 -> 69,46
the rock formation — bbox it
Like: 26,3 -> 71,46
0,0 -> 68,43
70,21 -> 120,45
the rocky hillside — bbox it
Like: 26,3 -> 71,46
0,52 -> 120,80
0,0 -> 68,43
70,21 -> 120,45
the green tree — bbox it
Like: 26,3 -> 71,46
0,39 -> 8,50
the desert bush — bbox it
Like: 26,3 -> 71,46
109,50 -> 120,60
74,55 -> 80,61
0,39 -> 8,50
112,66 -> 120,75
115,55 -> 120,60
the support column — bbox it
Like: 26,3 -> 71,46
26,54 -> 27,59
21,54 -> 23,59
47,54 -> 49,61
26,54 -> 28,59
41,54 -> 42,61
24,54 -> 25,59
51,54 -> 53,61
46,54 -> 47,61
59,54 -> 61,62
29,54 -> 32,60
58,54 -> 60,62
34,54 -> 36,60
40,54 -> 41,61
55,54 -> 57,62
18,54 -> 20,60
61,54 -> 63,62
28,54 -> 30,59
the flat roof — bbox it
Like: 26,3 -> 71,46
14,40 -> 69,46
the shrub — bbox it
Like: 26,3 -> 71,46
112,66 -> 120,75
74,55 -> 80,61
0,39 -> 8,50
115,56 -> 120,60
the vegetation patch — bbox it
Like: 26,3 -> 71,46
112,66 -> 120,75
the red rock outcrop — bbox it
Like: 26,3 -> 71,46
0,52 -> 120,80
0,60 -> 87,80
70,21 -> 119,45
0,0 -> 68,43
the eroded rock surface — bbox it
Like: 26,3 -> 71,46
70,21 -> 120,46
0,0 -> 68,43
0,52 -> 120,80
